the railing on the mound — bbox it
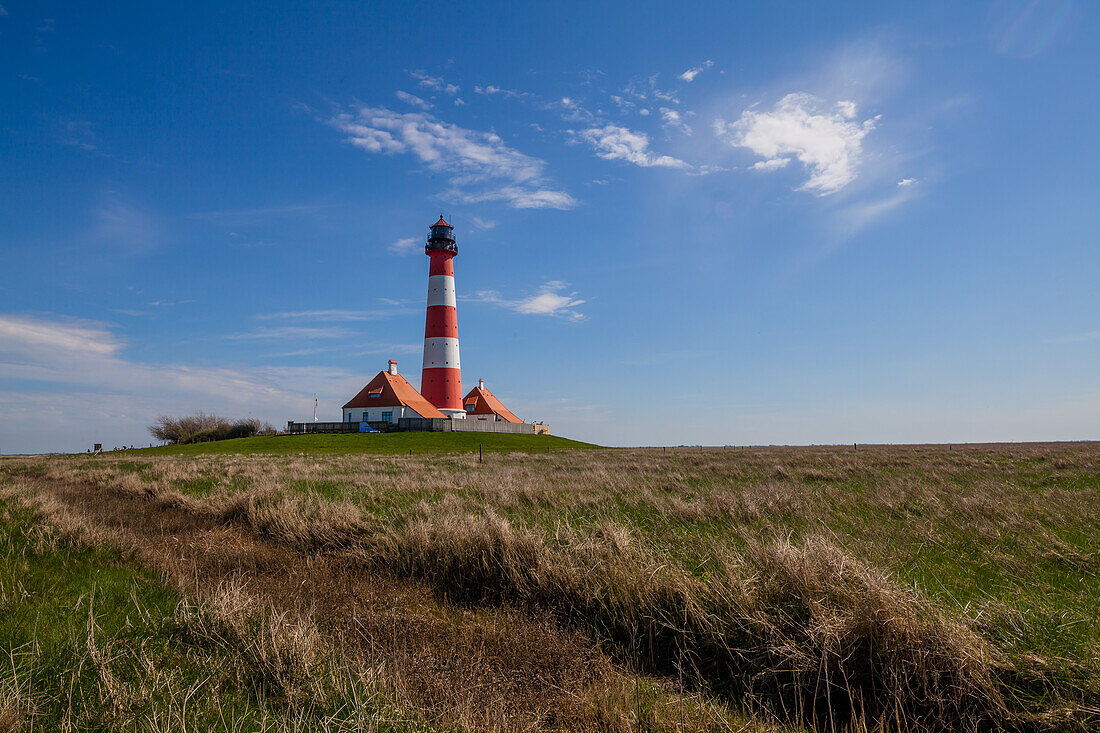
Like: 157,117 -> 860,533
284,421 -> 395,434
284,419 -> 549,435
398,418 -> 546,434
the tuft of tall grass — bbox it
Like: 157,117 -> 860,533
85,477 -> 1011,729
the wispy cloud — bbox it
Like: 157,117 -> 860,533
90,194 -> 164,253
1047,329 -> 1100,344
0,315 -> 121,356
408,70 -> 459,95
715,93 -> 878,195
471,281 -> 587,321
470,216 -> 497,230
837,189 -> 915,236
271,342 -> 422,358
395,90 -> 432,110
659,107 -> 692,135
190,203 -> 332,225
0,313 -> 362,451
388,236 -> 421,254
62,120 -> 99,151
897,177 -> 917,187
257,308 -> 413,322
229,326 -> 352,341
331,105 -> 576,209
678,60 -> 713,82
579,125 -> 689,169
473,84 -> 529,100
620,75 -> 680,106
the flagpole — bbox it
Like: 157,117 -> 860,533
313,394 -> 318,422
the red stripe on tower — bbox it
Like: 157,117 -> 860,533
421,216 -> 464,417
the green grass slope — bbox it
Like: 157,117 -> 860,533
0,500 -> 402,730
129,430 -> 599,456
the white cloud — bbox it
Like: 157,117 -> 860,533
751,158 -> 790,171
620,75 -> 679,106
459,186 -> 577,210
715,93 -> 877,195
579,125 -> 689,169
408,70 -> 459,95
0,314 -> 364,452
472,281 -> 586,321
331,106 -> 576,209
470,216 -> 497,230
557,96 -> 596,123
897,177 -> 917,187
678,60 -> 713,82
453,98 -> 465,106
388,236 -> 421,254
0,315 -> 121,357
659,107 -> 692,135
473,84 -> 528,100
395,90 -> 432,110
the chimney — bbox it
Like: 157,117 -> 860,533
388,359 -> 398,375
478,378 -> 485,389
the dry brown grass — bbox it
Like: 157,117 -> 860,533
3,459 -> 764,732
2,441 -> 1097,730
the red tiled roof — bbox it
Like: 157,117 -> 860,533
343,370 -> 446,418
461,384 -> 522,423
432,216 -> 450,227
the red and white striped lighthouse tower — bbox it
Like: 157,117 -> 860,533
421,215 -> 464,417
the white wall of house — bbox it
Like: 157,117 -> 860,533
341,405 -> 417,423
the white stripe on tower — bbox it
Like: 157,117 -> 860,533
426,275 -> 457,307
422,337 -> 461,369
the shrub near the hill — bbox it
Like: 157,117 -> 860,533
148,413 -> 275,445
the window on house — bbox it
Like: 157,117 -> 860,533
362,411 -> 368,421
381,411 -> 393,422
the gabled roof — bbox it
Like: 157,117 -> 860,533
461,384 -> 522,423
343,370 -> 446,418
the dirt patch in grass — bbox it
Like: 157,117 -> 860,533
25,474 -> 755,731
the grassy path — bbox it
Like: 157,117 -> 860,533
0,473 -> 763,732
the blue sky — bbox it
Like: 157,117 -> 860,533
1,1 -> 1098,452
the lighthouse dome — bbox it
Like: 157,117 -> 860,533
426,215 -> 457,253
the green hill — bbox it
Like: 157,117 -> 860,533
128,431 -> 598,456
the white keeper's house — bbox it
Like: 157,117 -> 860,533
341,360 -> 446,424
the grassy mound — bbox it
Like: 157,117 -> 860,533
128,431 -> 598,456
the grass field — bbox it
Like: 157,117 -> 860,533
1,441 -> 1097,731
125,431 -> 597,456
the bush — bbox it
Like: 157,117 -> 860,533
148,413 -> 275,445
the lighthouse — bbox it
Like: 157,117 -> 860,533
421,216 -> 465,417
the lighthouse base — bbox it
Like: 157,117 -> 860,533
438,409 -> 466,419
